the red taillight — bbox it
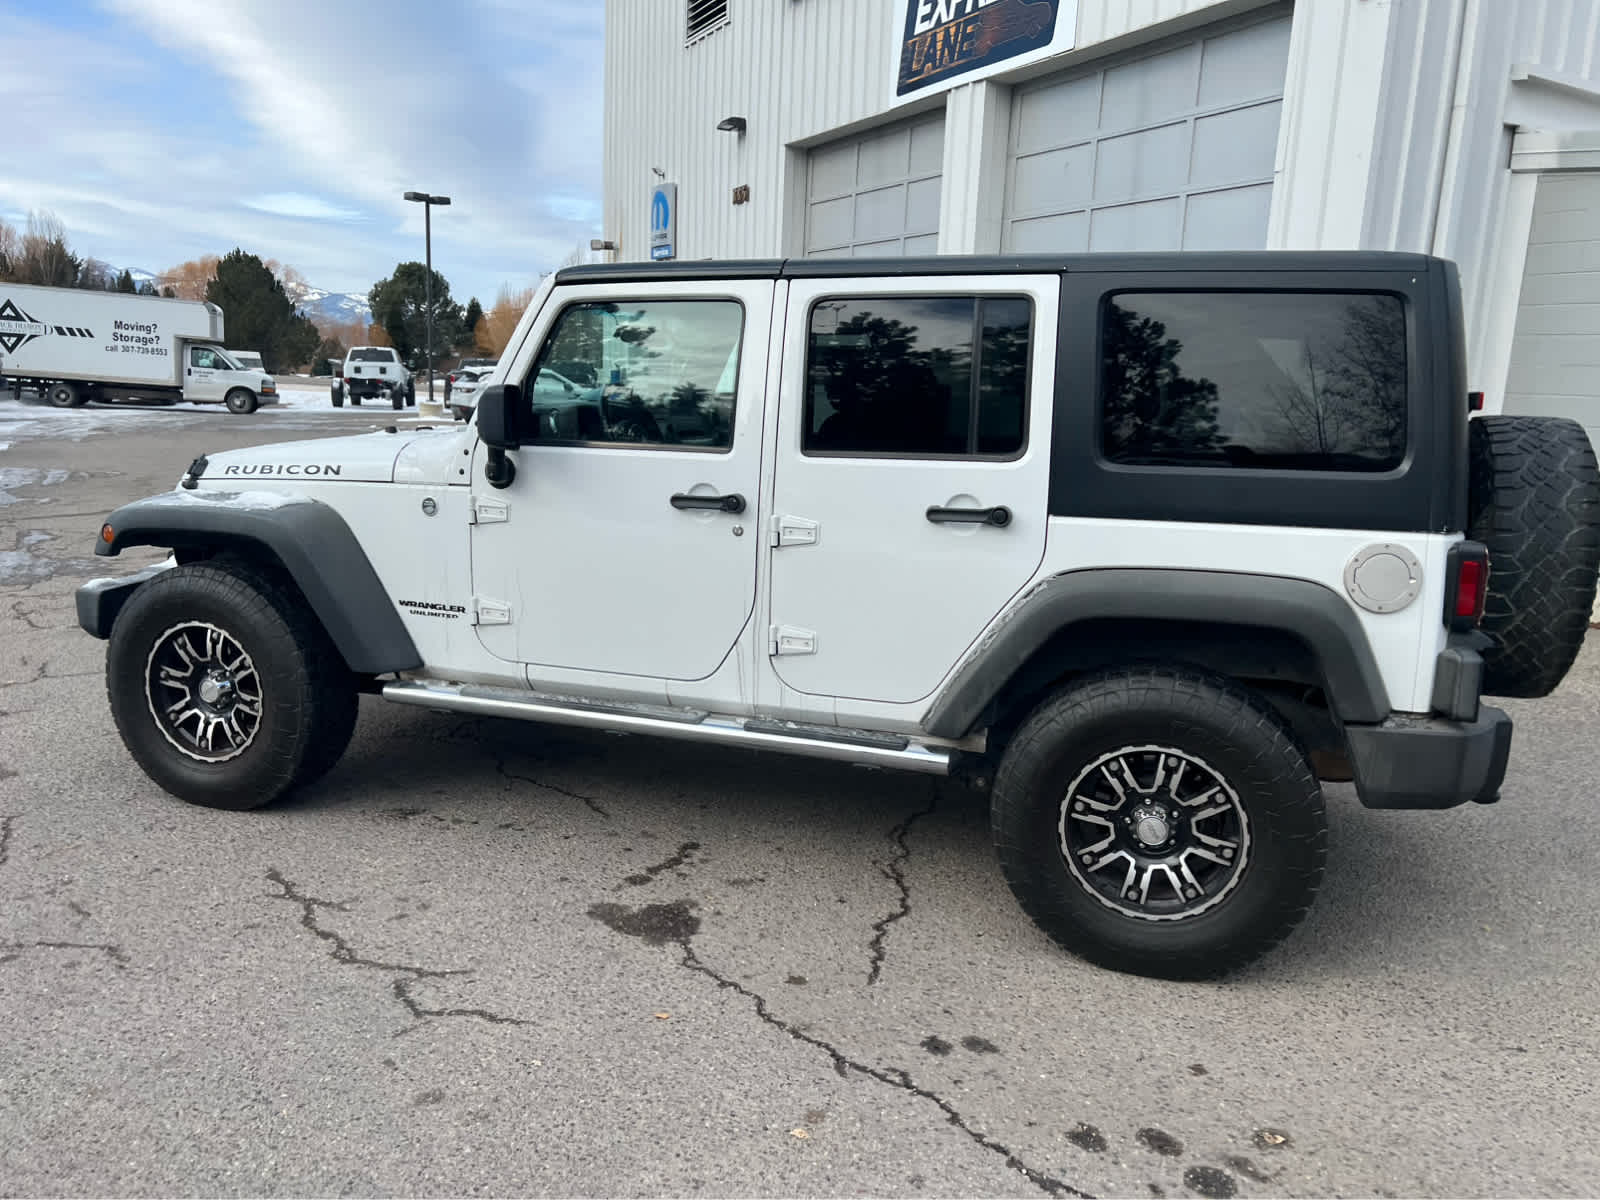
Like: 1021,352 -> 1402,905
1445,542 -> 1489,631
1455,559 -> 1484,618
1468,390 -> 1485,412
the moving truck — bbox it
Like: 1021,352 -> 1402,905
0,283 -> 279,414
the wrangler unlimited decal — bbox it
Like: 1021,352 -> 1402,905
397,599 -> 466,620
221,464 -> 344,477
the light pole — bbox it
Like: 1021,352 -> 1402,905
403,190 -> 450,409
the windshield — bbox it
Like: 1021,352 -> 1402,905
349,348 -> 395,363
212,349 -> 244,370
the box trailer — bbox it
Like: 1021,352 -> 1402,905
0,283 -> 279,414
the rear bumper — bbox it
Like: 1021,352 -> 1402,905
75,561 -> 173,639
1345,705 -> 1513,810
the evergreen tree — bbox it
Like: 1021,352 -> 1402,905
368,262 -> 465,369
205,248 -> 320,373
115,269 -> 137,293
460,297 -> 483,351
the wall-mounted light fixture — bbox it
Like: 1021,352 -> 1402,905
716,116 -> 747,134
589,239 -> 617,251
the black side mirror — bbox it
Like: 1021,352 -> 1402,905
476,383 -> 524,490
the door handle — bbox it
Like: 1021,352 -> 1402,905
926,504 -> 1012,527
671,492 -> 746,514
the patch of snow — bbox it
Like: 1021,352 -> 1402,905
176,487 -> 302,510
0,442 -> 10,452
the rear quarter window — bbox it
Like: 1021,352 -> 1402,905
1100,291 -> 1407,473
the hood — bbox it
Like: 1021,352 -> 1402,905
196,431 -> 416,486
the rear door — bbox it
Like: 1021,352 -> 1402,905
766,273 -> 1059,705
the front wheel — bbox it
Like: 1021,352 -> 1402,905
224,388 -> 258,415
990,666 -> 1327,980
105,560 -> 358,810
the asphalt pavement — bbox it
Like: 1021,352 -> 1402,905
2,386 -> 1598,1198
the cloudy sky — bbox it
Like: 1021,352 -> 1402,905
2,0 -> 604,308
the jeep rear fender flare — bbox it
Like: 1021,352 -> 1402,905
920,568 -> 1392,739
93,490 -> 422,676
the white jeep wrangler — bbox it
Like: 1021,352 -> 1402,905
75,251 -> 1600,979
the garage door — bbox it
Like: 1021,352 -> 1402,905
804,114 -> 944,257
1003,12 -> 1292,253
1505,172 -> 1600,450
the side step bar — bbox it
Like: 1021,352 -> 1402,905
381,681 -> 953,776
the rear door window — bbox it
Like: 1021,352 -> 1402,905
803,295 -> 1032,457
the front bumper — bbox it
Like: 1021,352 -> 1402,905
75,561 -> 173,639
1345,705 -> 1513,810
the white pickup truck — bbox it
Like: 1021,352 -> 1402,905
332,346 -> 414,409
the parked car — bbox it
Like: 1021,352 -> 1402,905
446,366 -> 493,421
445,357 -> 498,408
74,249 -> 1600,981
332,346 -> 414,409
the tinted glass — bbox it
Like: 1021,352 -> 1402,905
804,296 -> 1031,456
1100,291 -> 1407,472
527,300 -> 743,449
349,348 -> 394,362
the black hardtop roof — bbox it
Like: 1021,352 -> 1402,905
554,250 -> 1439,286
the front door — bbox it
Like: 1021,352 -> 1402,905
186,345 -> 227,401
766,274 -> 1059,706
469,278 -> 777,682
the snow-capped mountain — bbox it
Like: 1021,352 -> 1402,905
284,281 -> 372,326
111,266 -> 371,326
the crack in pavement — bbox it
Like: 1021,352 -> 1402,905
265,869 -> 534,1029
496,756 -> 610,819
624,841 -> 701,887
0,814 -> 15,868
8,600 -> 67,632
866,790 -> 938,986
587,898 -> 1088,1199
0,941 -> 129,969
0,665 -> 99,689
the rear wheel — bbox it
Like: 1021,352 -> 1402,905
1468,414 -> 1600,697
390,387 -> 404,411
331,381 -> 344,408
105,560 -> 357,810
224,388 -> 258,415
48,381 -> 84,408
990,666 -> 1327,980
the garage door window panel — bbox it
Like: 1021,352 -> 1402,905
1003,11 -> 1291,254
804,296 -> 1031,459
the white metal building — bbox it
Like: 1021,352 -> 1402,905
600,0 -> 1600,434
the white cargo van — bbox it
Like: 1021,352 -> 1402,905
0,282 -> 278,414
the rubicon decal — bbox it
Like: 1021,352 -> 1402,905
0,298 -> 51,354
221,464 -> 345,477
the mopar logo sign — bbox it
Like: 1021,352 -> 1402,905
0,298 -> 50,354
650,183 -> 677,261
894,0 -> 1077,101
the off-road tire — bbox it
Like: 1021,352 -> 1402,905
106,559 -> 357,810
331,382 -> 344,408
390,388 -> 404,411
406,380 -> 416,406
48,381 -> 84,408
1467,414 -> 1600,698
990,666 -> 1327,980
224,388 -> 257,415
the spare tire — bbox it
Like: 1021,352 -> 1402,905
1467,414 -> 1600,697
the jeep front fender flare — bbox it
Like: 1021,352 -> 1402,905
920,568 -> 1392,739
90,489 -> 423,676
